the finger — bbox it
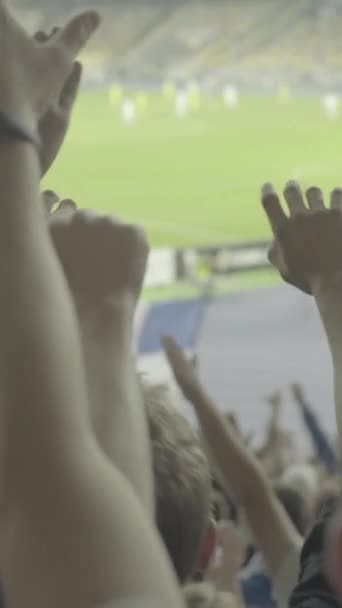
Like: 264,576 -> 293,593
55,11 -> 101,58
34,31 -> 49,44
57,198 -> 77,212
330,188 -> 342,209
306,186 -> 325,210
161,335 -> 177,358
42,190 -> 59,215
50,26 -> 60,38
59,61 -> 82,112
261,183 -> 287,234
161,336 -> 185,367
283,180 -> 307,216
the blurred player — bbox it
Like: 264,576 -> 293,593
136,91 -> 149,113
163,81 -> 176,100
223,84 -> 239,109
322,94 -> 340,120
277,82 -> 290,103
109,84 -> 123,106
188,81 -> 201,111
121,99 -> 137,126
175,90 -> 189,118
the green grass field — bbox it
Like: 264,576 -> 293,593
44,92 -> 342,248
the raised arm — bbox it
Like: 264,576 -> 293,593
292,383 -> 338,474
0,1 -> 100,519
162,337 -> 302,581
48,204 -> 154,514
0,7 -> 182,607
261,182 -> 342,448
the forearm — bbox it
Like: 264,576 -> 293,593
0,128 -> 89,501
188,384 -> 301,573
78,303 -> 154,515
188,384 -> 271,506
314,282 -> 342,447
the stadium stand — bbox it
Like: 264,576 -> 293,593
13,0 -> 342,89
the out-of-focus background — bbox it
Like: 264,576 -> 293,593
15,0 -> 342,440
16,0 -> 342,251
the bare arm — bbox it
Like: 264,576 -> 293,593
261,182 -> 342,453
163,338 -> 302,580
48,204 -> 154,515
0,8 -> 182,607
314,283 -> 342,448
77,302 -> 154,514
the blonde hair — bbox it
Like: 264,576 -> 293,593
184,583 -> 238,608
141,378 -> 211,582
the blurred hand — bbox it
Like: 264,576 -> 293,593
35,30 -> 82,177
266,390 -> 283,411
48,206 -> 149,307
206,522 -> 245,593
291,383 -> 305,404
0,3 -> 100,124
162,336 -> 201,401
261,182 -> 342,295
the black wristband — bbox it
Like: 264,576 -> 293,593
0,111 -> 39,150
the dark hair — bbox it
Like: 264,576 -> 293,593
274,484 -> 308,535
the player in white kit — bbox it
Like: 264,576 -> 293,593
121,99 -> 137,126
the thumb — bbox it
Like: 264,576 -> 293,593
54,11 -> 100,58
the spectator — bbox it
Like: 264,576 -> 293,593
184,583 -> 239,608
261,179 -> 342,608
291,383 -> 338,475
163,337 -> 302,608
273,483 -> 311,537
141,378 -> 212,583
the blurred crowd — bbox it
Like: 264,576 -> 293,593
2,4 -> 342,608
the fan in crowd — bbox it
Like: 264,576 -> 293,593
1,2 -> 342,608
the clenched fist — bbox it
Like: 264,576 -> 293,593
48,207 -> 149,305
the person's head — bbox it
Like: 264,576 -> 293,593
142,379 -> 211,583
281,464 -> 318,499
273,482 -> 310,535
184,583 -> 237,608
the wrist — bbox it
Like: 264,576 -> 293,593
312,278 -> 342,358
0,98 -> 37,130
76,296 -> 133,343
312,272 -> 342,299
0,104 -> 39,153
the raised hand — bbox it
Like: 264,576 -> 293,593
0,2 -> 100,125
206,522 -> 244,593
162,336 -> 201,400
266,390 -> 283,411
291,383 -> 306,404
48,207 -> 149,305
261,182 -> 342,295
35,30 -> 82,176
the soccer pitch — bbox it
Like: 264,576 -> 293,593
44,92 -> 342,248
